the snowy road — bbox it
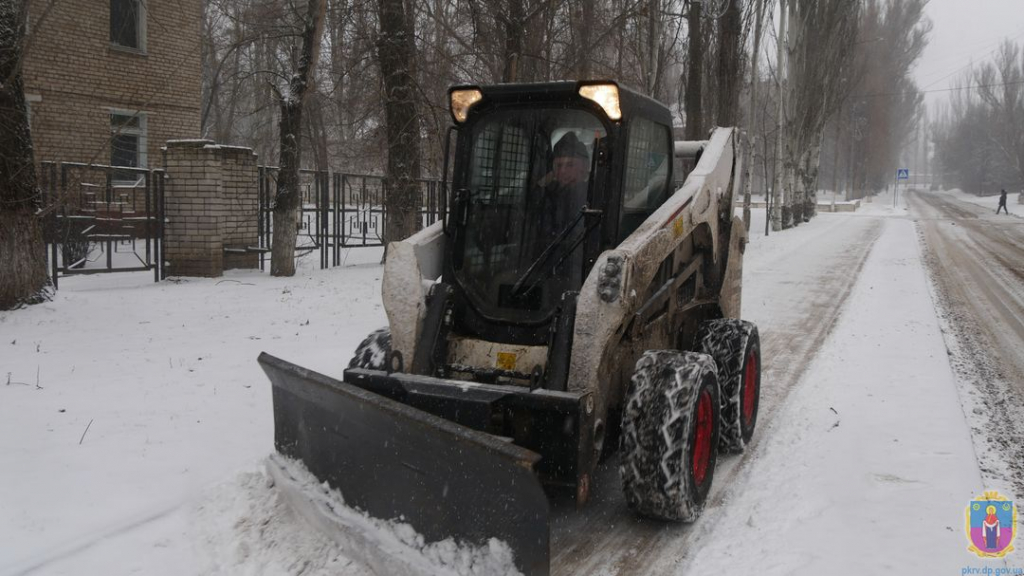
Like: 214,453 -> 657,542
909,190 -> 1024,498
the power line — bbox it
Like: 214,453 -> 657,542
854,79 -> 1024,100
917,29 -> 1024,90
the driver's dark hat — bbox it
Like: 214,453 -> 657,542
554,132 -> 589,160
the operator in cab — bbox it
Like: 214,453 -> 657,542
535,131 -> 591,243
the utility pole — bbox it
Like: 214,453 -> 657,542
893,169 -> 898,208
771,0 -> 786,231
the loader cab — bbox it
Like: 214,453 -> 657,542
444,81 -> 675,347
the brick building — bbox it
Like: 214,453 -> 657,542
22,0 -> 202,173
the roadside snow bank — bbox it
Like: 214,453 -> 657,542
266,454 -> 523,576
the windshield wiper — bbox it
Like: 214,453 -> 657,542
510,206 -> 601,297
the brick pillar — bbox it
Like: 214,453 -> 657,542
162,140 -> 260,277
162,140 -> 224,277
217,145 -> 259,270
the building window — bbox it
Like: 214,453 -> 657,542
110,0 -> 145,51
25,94 -> 41,133
111,111 -> 147,182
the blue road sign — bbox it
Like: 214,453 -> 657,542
897,168 -> 909,180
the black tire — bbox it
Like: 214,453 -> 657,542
696,319 -> 761,453
348,327 -> 391,370
619,350 -> 721,522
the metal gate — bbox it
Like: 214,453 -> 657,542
41,161 -> 164,288
257,168 -> 445,270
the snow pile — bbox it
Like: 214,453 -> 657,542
267,454 -> 523,576
191,466 -> 372,576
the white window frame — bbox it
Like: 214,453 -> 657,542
109,109 -> 148,183
110,0 -> 147,53
25,94 -> 41,132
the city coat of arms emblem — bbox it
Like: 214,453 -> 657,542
966,491 -> 1017,558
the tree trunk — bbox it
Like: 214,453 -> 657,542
378,0 -> 422,245
791,149 -> 808,224
330,0 -> 351,144
0,0 -> 49,309
270,0 -> 327,277
715,0 -> 743,127
782,0 -> 800,229
571,0 -> 593,79
684,1 -> 703,140
804,141 -> 822,220
502,0 -> 524,82
743,0 -> 765,231
271,100 -> 303,277
771,0 -> 786,231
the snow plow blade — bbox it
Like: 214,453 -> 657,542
258,352 -> 551,575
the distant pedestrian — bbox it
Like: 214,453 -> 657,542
996,189 -> 1008,214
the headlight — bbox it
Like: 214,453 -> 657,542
579,83 -> 622,121
449,88 -> 483,123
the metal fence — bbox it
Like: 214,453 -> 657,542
257,168 -> 445,270
39,161 -> 444,285
40,162 -> 164,288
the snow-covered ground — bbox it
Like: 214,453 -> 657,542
689,198 -> 993,573
1,195 -> 1019,575
1,249 -> 387,575
943,188 -> 1024,218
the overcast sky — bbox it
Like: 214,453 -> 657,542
914,0 -> 1024,110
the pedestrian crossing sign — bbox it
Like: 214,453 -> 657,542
897,168 -> 909,180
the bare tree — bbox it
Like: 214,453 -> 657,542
770,0 -> 786,230
843,0 -> 928,198
714,0 -> 743,127
270,0 -> 327,277
378,0 -> 422,244
1,0 -> 50,309
742,0 -> 765,230
684,0 -> 704,139
786,0 -> 859,225
934,41 -> 1024,193
975,42 -> 1024,184
196,0 -> 722,188
768,0 -> 859,230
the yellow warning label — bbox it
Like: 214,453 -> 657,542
672,217 -> 685,238
496,352 -> 517,371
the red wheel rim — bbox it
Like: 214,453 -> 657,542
742,350 -> 758,428
692,389 -> 713,486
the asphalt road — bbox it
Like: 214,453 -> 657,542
908,190 -> 1024,497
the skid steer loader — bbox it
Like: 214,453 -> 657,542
259,80 -> 761,575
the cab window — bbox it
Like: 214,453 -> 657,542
620,117 -> 671,240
